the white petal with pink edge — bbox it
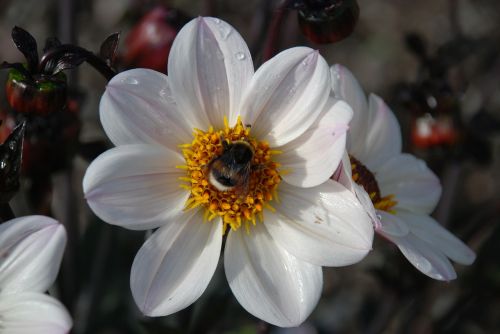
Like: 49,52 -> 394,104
101,68 -> 192,150
225,223 -> 322,327
376,154 -> 442,214
352,94 -> 402,171
264,181 -> 373,267
385,233 -> 458,281
83,145 -> 189,230
168,17 -> 254,131
130,210 -> 222,316
277,99 -> 352,188
330,64 -> 369,149
0,216 -> 66,294
0,292 -> 72,334
241,47 -> 330,147
399,211 -> 476,265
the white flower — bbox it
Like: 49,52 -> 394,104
331,64 -> 476,281
83,17 -> 373,327
0,216 -> 72,333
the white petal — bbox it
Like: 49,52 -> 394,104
0,216 -> 66,294
225,224 -> 322,327
330,64 -> 368,150
332,154 -> 380,229
265,181 -> 373,266
353,183 -> 381,229
399,211 -> 476,265
387,234 -> 457,281
168,17 -> 254,130
242,47 -> 330,146
83,145 -> 189,230
351,94 -> 402,171
0,292 -> 72,334
277,99 -> 351,188
101,68 -> 192,149
130,211 -> 222,316
377,154 -> 442,213
375,210 -> 409,237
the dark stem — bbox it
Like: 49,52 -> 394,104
0,203 -> 15,222
39,45 -> 116,81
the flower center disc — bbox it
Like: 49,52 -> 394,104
349,155 -> 397,213
179,117 -> 281,233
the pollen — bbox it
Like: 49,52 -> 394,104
178,116 -> 282,233
350,155 -> 397,213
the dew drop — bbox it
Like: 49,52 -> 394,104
219,26 -> 232,40
235,52 -> 246,60
214,18 -> 221,24
0,160 -> 6,169
8,141 -> 16,150
122,77 -> 139,85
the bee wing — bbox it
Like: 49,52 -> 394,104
234,163 -> 252,197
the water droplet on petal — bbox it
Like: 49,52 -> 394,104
235,52 -> 246,60
122,77 -> 139,85
218,25 -> 232,40
214,18 -> 221,24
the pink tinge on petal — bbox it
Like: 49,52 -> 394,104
278,99 -> 351,188
398,211 -> 476,265
0,292 -> 73,334
168,17 -> 254,130
130,211 -> 222,316
0,216 -> 67,293
264,181 -> 373,267
225,223 -> 323,327
242,47 -> 330,147
101,68 -> 192,149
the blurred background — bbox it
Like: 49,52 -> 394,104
1,0 -> 499,333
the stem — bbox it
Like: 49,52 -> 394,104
52,169 -> 79,312
39,45 -> 116,81
0,203 -> 15,222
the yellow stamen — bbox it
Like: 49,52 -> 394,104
180,117 -> 281,233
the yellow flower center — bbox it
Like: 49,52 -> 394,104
349,155 -> 397,213
178,117 -> 282,233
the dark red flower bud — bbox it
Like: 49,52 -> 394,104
295,0 -> 359,44
5,67 -> 67,116
123,6 -> 191,72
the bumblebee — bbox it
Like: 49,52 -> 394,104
207,139 -> 254,193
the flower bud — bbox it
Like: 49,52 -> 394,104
296,0 -> 359,44
123,6 -> 191,72
5,68 -> 67,116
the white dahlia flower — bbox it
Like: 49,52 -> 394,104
331,64 -> 476,281
0,216 -> 72,333
83,17 -> 373,327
